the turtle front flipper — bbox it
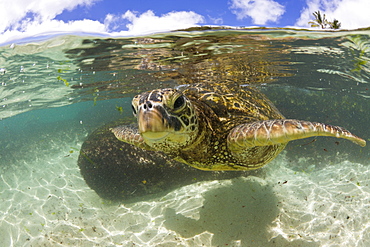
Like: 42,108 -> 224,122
111,125 -> 155,151
227,119 -> 366,152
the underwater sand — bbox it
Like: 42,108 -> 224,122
1,115 -> 369,247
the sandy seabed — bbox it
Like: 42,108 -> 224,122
1,129 -> 370,247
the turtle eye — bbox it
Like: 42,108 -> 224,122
173,95 -> 185,110
131,104 -> 137,116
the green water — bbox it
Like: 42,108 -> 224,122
0,29 -> 369,246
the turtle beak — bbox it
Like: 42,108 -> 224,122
137,105 -> 170,140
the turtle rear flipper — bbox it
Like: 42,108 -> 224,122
227,119 -> 366,152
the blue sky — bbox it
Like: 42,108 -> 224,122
1,0 -> 369,44
56,0 -> 302,27
55,0 -> 306,28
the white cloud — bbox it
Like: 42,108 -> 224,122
1,19 -> 106,44
0,0 -> 100,44
296,0 -> 370,29
230,0 -> 285,25
103,10 -> 204,34
208,15 -> 224,25
0,1 -> 205,45
117,10 -> 204,35
0,0 -> 97,33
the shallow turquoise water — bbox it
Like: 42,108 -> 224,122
0,29 -> 369,246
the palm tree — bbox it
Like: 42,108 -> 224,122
309,11 -> 342,30
308,11 -> 328,29
329,19 -> 341,29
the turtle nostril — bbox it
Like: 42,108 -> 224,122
143,102 -> 153,110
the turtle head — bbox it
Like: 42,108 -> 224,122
131,88 -> 199,152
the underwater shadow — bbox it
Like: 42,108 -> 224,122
78,119 -> 260,203
164,176 -> 320,247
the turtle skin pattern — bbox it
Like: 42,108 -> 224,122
112,83 -> 366,171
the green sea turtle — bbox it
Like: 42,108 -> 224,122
112,83 -> 366,171
78,119 -> 254,202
